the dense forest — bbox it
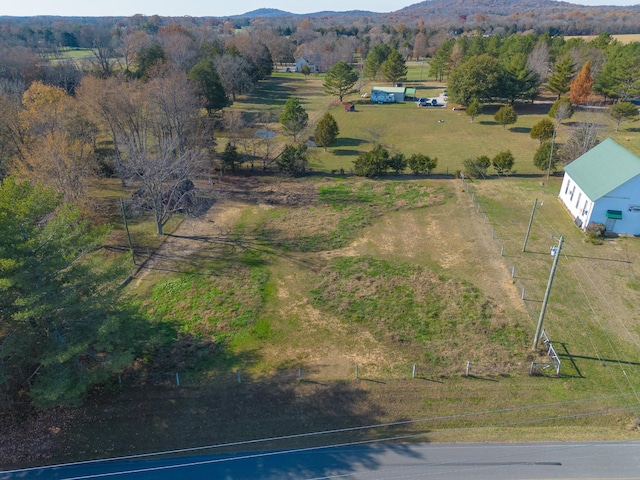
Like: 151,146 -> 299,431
1,0 -> 640,411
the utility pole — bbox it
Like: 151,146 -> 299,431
533,235 -> 563,350
522,198 -> 538,252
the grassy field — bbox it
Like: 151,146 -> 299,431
4,69 -> 640,469
231,72 -> 640,176
565,33 -> 640,44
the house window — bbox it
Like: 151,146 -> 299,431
582,199 -> 589,216
575,192 -> 581,208
565,180 -> 570,194
570,187 -> 575,201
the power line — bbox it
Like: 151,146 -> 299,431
16,406 -> 640,480
4,392 -> 637,476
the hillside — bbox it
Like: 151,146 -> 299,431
230,0 -> 640,34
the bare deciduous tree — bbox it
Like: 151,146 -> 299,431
126,140 -> 204,234
559,116 -> 603,164
89,27 -> 118,77
527,41 -> 550,84
214,54 -> 254,102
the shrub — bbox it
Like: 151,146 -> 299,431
585,222 -> 605,244
462,155 -> 491,179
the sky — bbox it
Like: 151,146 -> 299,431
0,0 -> 639,18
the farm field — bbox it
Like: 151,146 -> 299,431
3,70 -> 640,469
565,33 -> 640,44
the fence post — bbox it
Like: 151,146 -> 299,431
237,370 -> 241,384
521,288 -> 525,300
298,368 -> 302,380
501,245 -> 504,256
466,361 -> 471,377
355,364 -> 359,379
176,372 -> 180,387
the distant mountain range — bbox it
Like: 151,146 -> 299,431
232,0 -> 639,18
231,7 -> 379,18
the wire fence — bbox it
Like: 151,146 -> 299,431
460,177 -> 559,375
111,358 -> 508,391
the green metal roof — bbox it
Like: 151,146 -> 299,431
564,138 -> 640,201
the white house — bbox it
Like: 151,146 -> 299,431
558,138 -> 640,235
295,55 -> 321,73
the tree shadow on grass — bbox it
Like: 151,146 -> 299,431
478,120 -> 498,126
241,76 -> 296,107
46,352 -> 434,479
333,149 -> 361,157
334,137 -> 365,148
331,137 -> 365,156
509,127 -> 531,134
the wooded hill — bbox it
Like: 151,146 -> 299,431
231,0 -> 640,35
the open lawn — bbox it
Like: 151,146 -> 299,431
223,73 -> 640,176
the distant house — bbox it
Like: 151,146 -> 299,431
558,138 -> 640,235
295,55 -> 322,73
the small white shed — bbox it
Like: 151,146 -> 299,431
558,138 -> 640,235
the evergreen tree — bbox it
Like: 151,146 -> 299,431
353,144 -> 390,177
388,152 -> 407,175
276,143 -> 308,176
134,43 -> 167,80
220,141 -> 241,172
533,141 -> 559,173
363,44 -> 392,80
279,97 -> 308,141
610,101 -> 639,131
530,118 -> 555,144
323,61 -> 359,102
494,105 -> 518,129
0,178 -> 148,408
500,53 -> 540,103
466,98 -> 483,123
189,60 -> 228,113
314,112 -> 339,151
407,153 -> 438,174
492,150 -> 515,174
380,49 -> 408,85
547,56 -> 576,99
429,39 -> 455,82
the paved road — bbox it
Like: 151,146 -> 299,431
2,441 -> 639,479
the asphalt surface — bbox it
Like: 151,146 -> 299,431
2,441 -> 639,479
